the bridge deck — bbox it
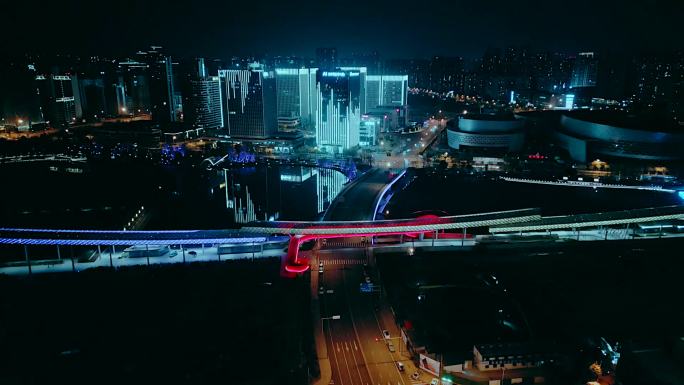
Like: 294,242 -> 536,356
242,208 -> 542,235
490,205 -> 684,233
0,228 -> 269,246
1,206 -> 681,244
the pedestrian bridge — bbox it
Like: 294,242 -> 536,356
1,206 -> 682,277
241,205 -> 684,275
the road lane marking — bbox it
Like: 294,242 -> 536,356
354,341 -> 359,351
339,335 -> 359,385
345,342 -> 349,351
326,322 -> 344,385
337,343 -> 341,353
341,269 -> 376,385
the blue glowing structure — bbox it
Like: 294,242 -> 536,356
0,227 -> 268,246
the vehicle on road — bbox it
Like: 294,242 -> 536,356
319,286 -> 324,295
365,276 -> 372,283
188,250 -> 197,256
388,342 -> 396,352
430,379 -> 439,385
411,371 -> 420,380
383,330 -> 391,339
396,362 -> 404,371
318,266 -> 324,273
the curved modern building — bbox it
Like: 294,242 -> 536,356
556,111 -> 684,162
447,114 -> 525,152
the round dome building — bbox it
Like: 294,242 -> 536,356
447,113 -> 525,153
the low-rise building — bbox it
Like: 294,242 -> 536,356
447,113 -> 525,153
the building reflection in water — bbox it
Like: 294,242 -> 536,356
223,166 -> 347,224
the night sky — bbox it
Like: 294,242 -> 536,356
4,0 -> 682,58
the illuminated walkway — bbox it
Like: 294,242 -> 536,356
1,206 -> 682,277
500,176 -> 678,193
0,245 -> 286,275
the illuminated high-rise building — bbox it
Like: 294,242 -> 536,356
570,52 -> 598,89
275,68 -> 318,129
315,68 -> 366,153
365,74 -> 409,129
366,77 -> 381,110
218,64 -> 277,138
35,73 -> 81,127
190,76 -> 223,129
365,75 -> 408,110
185,58 -> 223,129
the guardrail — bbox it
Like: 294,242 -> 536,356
500,176 -> 676,193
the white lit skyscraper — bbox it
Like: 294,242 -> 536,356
218,64 -> 278,138
274,68 -> 318,128
365,74 -> 409,130
315,68 -> 365,153
365,75 -> 408,110
190,76 -> 223,129
187,58 -> 223,129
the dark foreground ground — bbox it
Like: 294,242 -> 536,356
0,259 -> 312,385
378,238 -> 684,384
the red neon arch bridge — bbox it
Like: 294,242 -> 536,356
238,208 -> 542,275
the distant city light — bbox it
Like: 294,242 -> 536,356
565,94 -> 575,109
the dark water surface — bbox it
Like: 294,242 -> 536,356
385,170 -> 681,218
0,162 -> 348,230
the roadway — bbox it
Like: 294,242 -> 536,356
372,118 -> 446,170
324,169 -> 395,221
317,248 -> 430,385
